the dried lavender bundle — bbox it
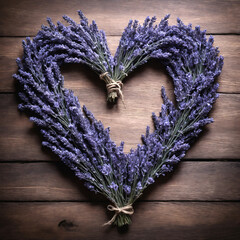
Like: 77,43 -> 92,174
14,11 -> 223,227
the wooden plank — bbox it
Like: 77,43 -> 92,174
215,35 -> 240,93
0,38 -> 23,92
0,202 -> 239,240
0,162 -> 239,201
0,0 -> 240,36
0,36 -> 239,93
0,93 -> 239,161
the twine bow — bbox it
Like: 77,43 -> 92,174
99,72 -> 125,106
103,204 -> 134,226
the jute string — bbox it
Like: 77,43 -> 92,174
103,204 -> 134,226
99,72 -> 125,106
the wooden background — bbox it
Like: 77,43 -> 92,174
0,0 -> 240,239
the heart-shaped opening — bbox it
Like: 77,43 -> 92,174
62,59 -> 174,152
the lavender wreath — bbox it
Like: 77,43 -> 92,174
14,11 -> 223,227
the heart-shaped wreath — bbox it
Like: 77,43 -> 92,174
14,11 -> 223,227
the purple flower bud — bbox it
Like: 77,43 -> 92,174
123,185 -> 131,195
101,164 -> 112,176
109,182 -> 118,191
147,177 -> 155,185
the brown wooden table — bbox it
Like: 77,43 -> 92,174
0,0 -> 240,239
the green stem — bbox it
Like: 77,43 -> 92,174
107,91 -> 119,103
113,213 -> 132,227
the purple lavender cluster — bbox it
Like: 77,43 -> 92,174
14,11 -> 223,226
116,17 -> 223,195
35,11 -> 114,75
113,14 -> 171,80
14,37 -> 128,204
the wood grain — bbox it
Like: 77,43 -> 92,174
0,162 -> 239,201
0,0 -> 240,36
0,202 -> 240,240
0,1 -> 239,239
0,93 -> 239,160
0,36 -> 239,93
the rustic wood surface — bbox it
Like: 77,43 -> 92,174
1,202 -> 240,240
0,162 -> 239,201
0,36 -> 240,93
0,94 -> 239,159
0,0 -> 239,239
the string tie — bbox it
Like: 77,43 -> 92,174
99,72 -> 125,106
103,204 -> 134,226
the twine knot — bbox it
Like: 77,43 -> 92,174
103,204 -> 134,226
99,72 -> 125,106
